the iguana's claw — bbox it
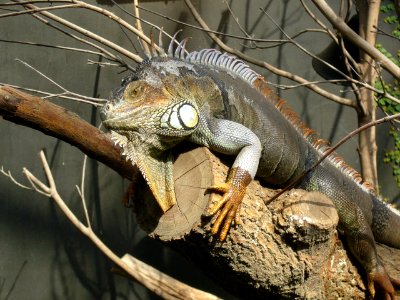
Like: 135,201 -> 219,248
207,183 -> 230,215
208,184 -> 243,240
206,167 -> 252,241
368,265 -> 400,300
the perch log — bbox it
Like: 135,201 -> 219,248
134,146 -> 400,300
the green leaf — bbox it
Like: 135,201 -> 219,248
381,3 -> 395,13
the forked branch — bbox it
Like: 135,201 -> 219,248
18,150 -> 220,300
312,0 -> 400,79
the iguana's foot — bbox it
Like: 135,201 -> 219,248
206,167 -> 252,241
368,265 -> 400,300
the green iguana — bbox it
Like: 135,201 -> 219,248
100,34 -> 400,298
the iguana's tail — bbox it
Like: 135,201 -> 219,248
372,196 -> 400,248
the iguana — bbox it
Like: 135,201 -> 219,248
100,34 -> 400,298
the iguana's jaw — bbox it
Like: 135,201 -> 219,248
135,149 -> 176,212
110,131 -> 176,212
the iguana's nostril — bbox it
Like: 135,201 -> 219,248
100,103 -> 112,121
105,103 -> 112,111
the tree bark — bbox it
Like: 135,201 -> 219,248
1,86 -> 399,299
356,0 -> 381,191
134,146 -> 400,299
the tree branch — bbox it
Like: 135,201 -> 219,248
19,150 -> 221,300
183,0 -> 356,108
0,86 -> 135,179
312,0 -> 400,79
10,0 -> 143,63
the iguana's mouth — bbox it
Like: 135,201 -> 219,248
101,114 -> 139,131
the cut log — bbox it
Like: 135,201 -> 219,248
134,146 -> 400,300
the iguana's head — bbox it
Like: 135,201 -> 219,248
100,57 -> 201,212
101,58 -> 200,143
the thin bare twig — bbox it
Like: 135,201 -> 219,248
27,12 -> 133,70
2,0 -> 69,5
0,3 -> 79,18
15,59 -> 106,105
269,79 -> 348,90
18,150 -> 220,300
312,0 -> 400,79
265,111 -> 400,204
22,167 -> 51,196
87,60 -> 120,68
0,83 -> 102,105
222,0 -> 252,39
0,167 -> 32,190
0,38 -> 116,61
3,261 -> 27,300
109,0 -> 175,44
183,0 -> 356,108
137,4 -> 308,43
250,29 -> 327,49
133,0 -> 150,55
76,154 -> 91,229
374,25 -> 400,41
11,0 -> 143,63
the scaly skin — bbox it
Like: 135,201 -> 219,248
100,45 -> 400,298
208,167 -> 252,240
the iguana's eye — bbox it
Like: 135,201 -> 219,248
131,86 -> 141,97
125,84 -> 145,101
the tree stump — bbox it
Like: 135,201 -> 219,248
133,146 -> 399,299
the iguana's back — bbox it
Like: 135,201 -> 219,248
182,62 -> 310,185
187,55 -> 400,249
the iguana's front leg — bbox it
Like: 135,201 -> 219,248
190,117 -> 262,240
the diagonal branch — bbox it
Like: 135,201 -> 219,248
10,0 -> 143,63
0,3 -> 79,18
312,0 -> 400,79
183,0 -> 357,108
15,59 -> 106,105
0,85 -> 135,179
266,111 -> 400,204
20,150 -> 220,300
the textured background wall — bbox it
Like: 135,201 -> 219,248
0,1 -> 396,299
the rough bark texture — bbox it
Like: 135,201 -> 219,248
1,86 -> 399,299
134,146 -> 400,300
